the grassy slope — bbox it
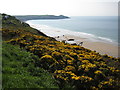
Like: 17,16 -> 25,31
2,43 -> 58,88
2,14 -> 58,88
2,13 -> 120,89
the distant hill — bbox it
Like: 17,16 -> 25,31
15,15 -> 69,21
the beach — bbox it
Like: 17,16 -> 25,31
26,22 -> 119,58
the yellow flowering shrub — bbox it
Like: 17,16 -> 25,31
67,60 -> 73,65
52,51 -> 63,60
79,63 -> 97,72
64,55 -> 74,60
54,70 -> 66,74
81,60 -> 90,64
69,52 -> 78,59
94,70 -> 103,74
39,55 -> 55,69
4,28 -> 120,89
71,76 -> 81,80
79,54 -> 84,57
71,75 -> 93,82
34,40 -> 42,44
54,70 -> 81,81
65,66 -> 76,72
52,51 -> 61,56
98,79 -> 115,88
108,67 -> 120,73
72,45 -> 82,50
40,55 -> 54,64
80,76 -> 93,82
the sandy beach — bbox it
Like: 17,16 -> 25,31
55,35 -> 119,58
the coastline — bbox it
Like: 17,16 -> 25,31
26,21 -> 119,58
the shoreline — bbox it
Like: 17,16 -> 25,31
26,21 -> 119,58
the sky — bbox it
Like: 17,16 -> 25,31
0,0 -> 119,16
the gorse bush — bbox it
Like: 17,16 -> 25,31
4,29 -> 120,89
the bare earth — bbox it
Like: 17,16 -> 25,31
55,35 -> 119,58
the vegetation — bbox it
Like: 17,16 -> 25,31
2,13 -> 47,41
2,14 -> 120,89
2,43 -> 58,88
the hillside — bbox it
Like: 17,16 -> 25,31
2,14 -> 57,41
2,14 -> 120,89
15,15 -> 69,21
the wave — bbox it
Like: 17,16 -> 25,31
26,21 -> 117,45
98,37 -> 113,42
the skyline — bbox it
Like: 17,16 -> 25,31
0,0 -> 119,16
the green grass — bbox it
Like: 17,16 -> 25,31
2,43 -> 58,88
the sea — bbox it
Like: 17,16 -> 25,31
26,16 -> 118,46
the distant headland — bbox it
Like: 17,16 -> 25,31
14,15 -> 70,21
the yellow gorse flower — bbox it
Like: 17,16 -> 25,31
65,66 -> 76,71
81,60 -> 90,64
98,79 -> 115,88
94,70 -> 102,74
41,55 -> 53,59
67,60 -> 73,65
72,76 -> 80,80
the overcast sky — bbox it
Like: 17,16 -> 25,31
0,0 -> 119,16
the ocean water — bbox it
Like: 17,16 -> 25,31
26,16 -> 118,45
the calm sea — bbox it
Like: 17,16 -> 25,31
26,16 -> 118,45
